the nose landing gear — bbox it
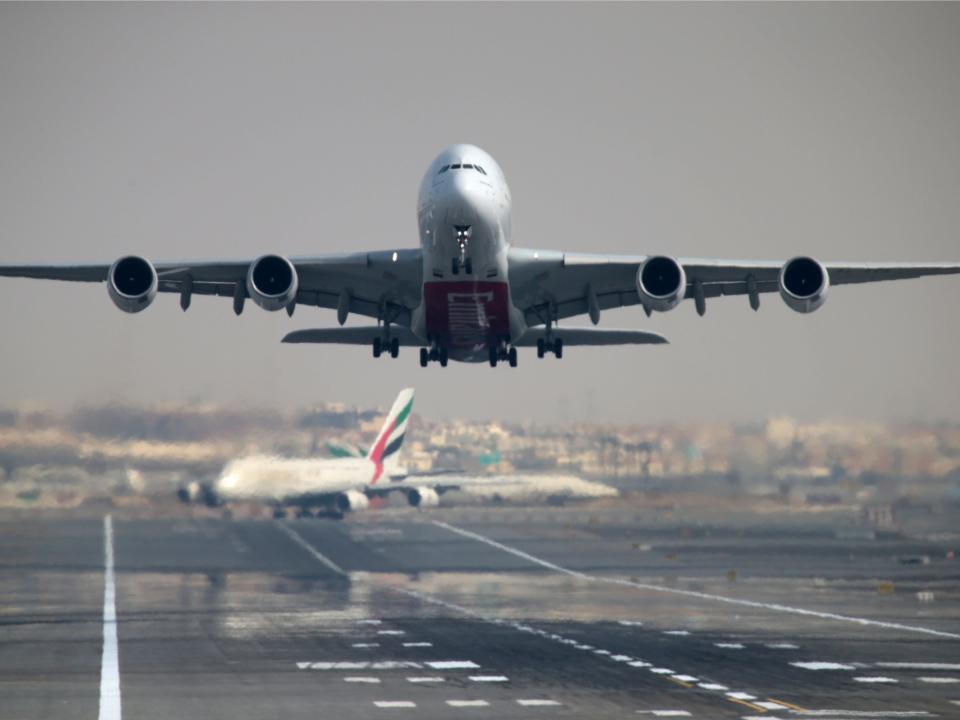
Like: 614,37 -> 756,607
451,225 -> 473,275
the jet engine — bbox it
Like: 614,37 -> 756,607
246,254 -> 299,311
107,255 -> 157,313
779,256 -> 829,313
335,489 -> 370,512
408,486 -> 440,508
636,256 -> 686,312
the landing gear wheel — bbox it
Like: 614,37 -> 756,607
508,346 -> 518,367
536,338 -> 545,359
452,257 -> 460,275
489,346 -> 498,367
372,337 -> 382,358
439,347 -> 448,367
390,337 -> 399,358
419,348 -> 429,367
554,338 -> 563,359
465,258 -> 473,275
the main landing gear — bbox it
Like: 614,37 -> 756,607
536,337 -> 563,359
488,339 -> 518,368
372,336 -> 400,359
419,344 -> 448,367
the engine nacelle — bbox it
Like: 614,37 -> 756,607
107,255 -> 157,313
636,255 -> 687,312
246,254 -> 299,311
408,486 -> 440,508
335,489 -> 370,512
779,256 -> 829,313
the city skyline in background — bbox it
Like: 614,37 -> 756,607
1,4 -> 959,423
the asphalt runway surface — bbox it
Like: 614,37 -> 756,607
2,506 -> 959,719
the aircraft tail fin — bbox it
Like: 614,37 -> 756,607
366,389 -> 415,475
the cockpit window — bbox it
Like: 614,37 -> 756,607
451,163 -> 462,169
475,165 -> 487,175
438,165 -> 450,174
462,163 -> 473,170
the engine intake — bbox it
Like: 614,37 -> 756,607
107,256 -> 157,313
408,486 -> 439,508
637,256 -> 686,312
246,254 -> 298,311
336,489 -> 370,512
779,256 -> 829,313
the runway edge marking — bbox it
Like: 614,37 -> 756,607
430,520 -> 960,640
275,521 -> 347,576
99,515 -> 121,720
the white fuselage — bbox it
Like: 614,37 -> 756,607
411,144 -> 527,362
215,455 -> 386,505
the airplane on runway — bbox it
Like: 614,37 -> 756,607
178,388 -> 509,518
3,144 -> 959,367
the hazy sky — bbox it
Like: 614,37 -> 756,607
1,3 -> 959,424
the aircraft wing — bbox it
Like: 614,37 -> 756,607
283,326 -> 423,346
0,249 -> 423,324
515,327 -> 667,346
507,248 -> 960,324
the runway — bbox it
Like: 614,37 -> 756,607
1,507 -> 958,719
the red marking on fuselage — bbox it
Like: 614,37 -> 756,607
423,281 -> 510,348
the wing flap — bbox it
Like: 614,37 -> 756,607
515,327 -> 667,346
282,326 -> 423,346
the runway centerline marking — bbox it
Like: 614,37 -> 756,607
275,522 -> 346,575
430,520 -> 960,640
99,515 -> 121,720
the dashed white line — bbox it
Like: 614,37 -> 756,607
918,677 -> 959,684
767,643 -> 799,649
664,630 -> 690,636
357,619 -> 383,625
726,691 -> 757,700
352,643 -> 380,648
430,520 -> 960,640
787,712 -> 931,717
99,515 -> 121,720
426,660 -> 480,669
447,700 -> 490,707
698,683 -> 728,691
637,712 -> 692,718
344,676 -> 380,683
619,620 -> 644,626
378,630 -> 406,636
402,642 -> 432,647
671,674 -> 698,682
853,676 -> 899,683
406,676 -> 444,683
649,668 -> 675,674
469,675 -> 509,682
374,701 -> 416,708
715,642 -> 745,649
790,661 -> 856,671
877,662 -> 960,670
517,699 -> 562,706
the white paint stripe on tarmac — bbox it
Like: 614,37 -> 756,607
344,676 -> 380,683
430,520 -> 960,640
374,701 -> 416,708
877,662 -> 960,670
99,515 -> 121,720
517,699 -> 561,706
275,522 -> 347,575
406,676 -> 444,683
447,700 -> 490,707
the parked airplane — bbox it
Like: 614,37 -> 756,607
178,388 -> 504,517
3,144 -> 959,367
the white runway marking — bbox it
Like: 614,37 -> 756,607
430,520 -> 960,640
344,676 -> 380,683
698,683 -> 728,691
918,676 -> 959,683
378,630 -> 405,636
426,660 -> 480,669
300,660 -> 424,670
99,515 -> 121,720
726,691 -> 757,700
671,674 -> 698,682
650,668 -> 675,674
406,676 -> 444,683
767,643 -> 799,649
611,654 -> 634,662
853,676 -> 899,683
629,661 -> 653,668
619,620 -> 644,626
374,701 -> 416,708
755,701 -> 788,710
447,700 -> 490,707
469,675 -> 509,682
791,661 -> 856,671
664,630 -> 690,636
877,662 -> 960,670
357,619 -> 383,625
787,712 -> 931,717
276,522 -> 346,575
636,712 -> 692,717
402,641 -> 432,647
517,699 -> 562,706
715,642 -> 745,649
352,643 -> 380,648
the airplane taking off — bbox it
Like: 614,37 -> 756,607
2,144 -> 959,367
